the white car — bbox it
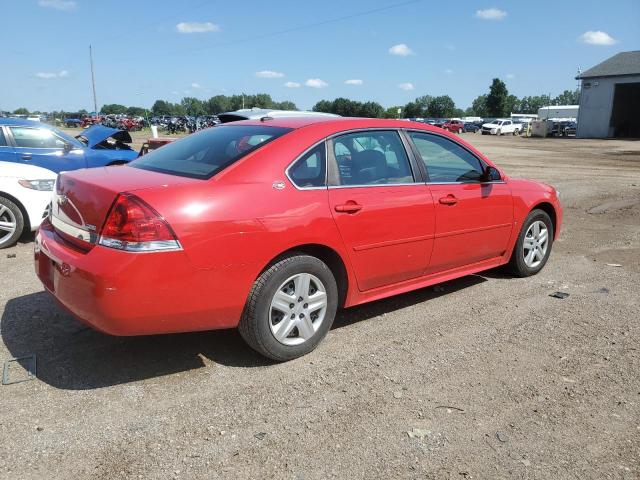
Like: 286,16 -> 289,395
0,161 -> 56,248
481,119 -> 521,136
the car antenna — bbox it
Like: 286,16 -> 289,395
260,116 -> 274,122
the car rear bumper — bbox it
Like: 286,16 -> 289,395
34,219 -> 245,335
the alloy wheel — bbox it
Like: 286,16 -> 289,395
0,205 -> 17,246
269,273 -> 328,346
523,220 -> 549,268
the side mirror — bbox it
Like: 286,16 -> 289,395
63,142 -> 73,154
483,166 -> 501,182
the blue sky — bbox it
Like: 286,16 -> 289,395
1,0 -> 638,112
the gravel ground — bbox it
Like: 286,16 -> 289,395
1,133 -> 638,480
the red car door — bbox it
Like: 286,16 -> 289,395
407,131 -> 513,273
327,130 -> 435,291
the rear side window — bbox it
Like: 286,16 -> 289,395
10,127 -> 66,149
331,130 -> 414,186
131,125 -> 292,179
0,128 -> 6,146
288,143 -> 326,188
409,132 -> 484,183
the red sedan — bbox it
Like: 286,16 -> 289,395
35,117 -> 562,360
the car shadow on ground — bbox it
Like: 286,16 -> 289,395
1,274 -> 489,390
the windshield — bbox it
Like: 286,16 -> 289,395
490,120 -> 502,125
131,125 -> 292,179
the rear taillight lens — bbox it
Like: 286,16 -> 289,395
99,194 -> 181,252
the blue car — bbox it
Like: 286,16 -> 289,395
0,118 -> 138,173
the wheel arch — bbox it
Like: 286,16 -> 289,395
531,202 -> 557,237
259,243 -> 350,308
0,191 -> 30,232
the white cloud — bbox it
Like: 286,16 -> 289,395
176,22 -> 219,34
389,43 -> 414,56
475,8 -> 507,20
255,70 -> 284,79
506,73 -> 515,79
191,82 -> 202,88
398,82 -> 414,91
284,81 -> 301,88
444,69 -> 453,75
578,30 -> 617,46
305,78 -> 329,88
36,70 -> 69,79
345,79 -> 363,85
171,91 -> 179,95
38,0 -> 76,11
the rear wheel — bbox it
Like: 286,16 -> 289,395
507,209 -> 554,277
239,254 -> 338,361
0,197 -> 24,249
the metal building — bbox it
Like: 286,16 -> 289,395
576,51 -> 640,138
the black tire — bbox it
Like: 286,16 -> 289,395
238,254 -> 339,361
0,196 -> 25,249
507,209 -> 554,277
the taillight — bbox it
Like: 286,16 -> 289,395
98,194 -> 181,252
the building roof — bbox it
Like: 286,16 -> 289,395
577,51 -> 640,79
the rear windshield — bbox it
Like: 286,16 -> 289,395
131,125 -> 292,179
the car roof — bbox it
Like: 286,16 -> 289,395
220,116 -> 442,131
0,117 -> 53,128
217,108 -> 339,123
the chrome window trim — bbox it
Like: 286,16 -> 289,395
284,139 -> 329,191
426,180 -> 507,185
327,182 -> 422,190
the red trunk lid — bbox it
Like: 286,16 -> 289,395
51,165 -> 197,250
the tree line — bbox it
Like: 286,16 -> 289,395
7,78 -> 579,119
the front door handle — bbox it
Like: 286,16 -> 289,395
334,202 -> 363,213
21,153 -> 32,160
439,195 -> 458,206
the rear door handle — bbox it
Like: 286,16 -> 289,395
334,202 -> 363,213
438,195 -> 458,205
21,153 -> 32,160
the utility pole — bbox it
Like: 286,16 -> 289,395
89,45 -> 98,118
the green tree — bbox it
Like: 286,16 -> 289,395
152,100 -> 172,116
486,78 -> 509,117
519,95 -> 551,113
274,100 -> 297,110
205,95 -> 230,114
180,97 -> 206,116
384,106 -> 402,118
553,89 -> 580,105
505,94 -> 520,115
126,106 -> 146,117
13,107 -> 29,115
358,101 -> 384,118
467,95 -> 488,117
312,100 -> 333,113
101,104 -> 127,115
427,95 -> 456,118
402,101 -> 423,118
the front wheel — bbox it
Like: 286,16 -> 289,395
507,209 -> 554,277
239,254 -> 338,361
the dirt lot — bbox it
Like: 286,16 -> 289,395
1,133 -> 638,479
